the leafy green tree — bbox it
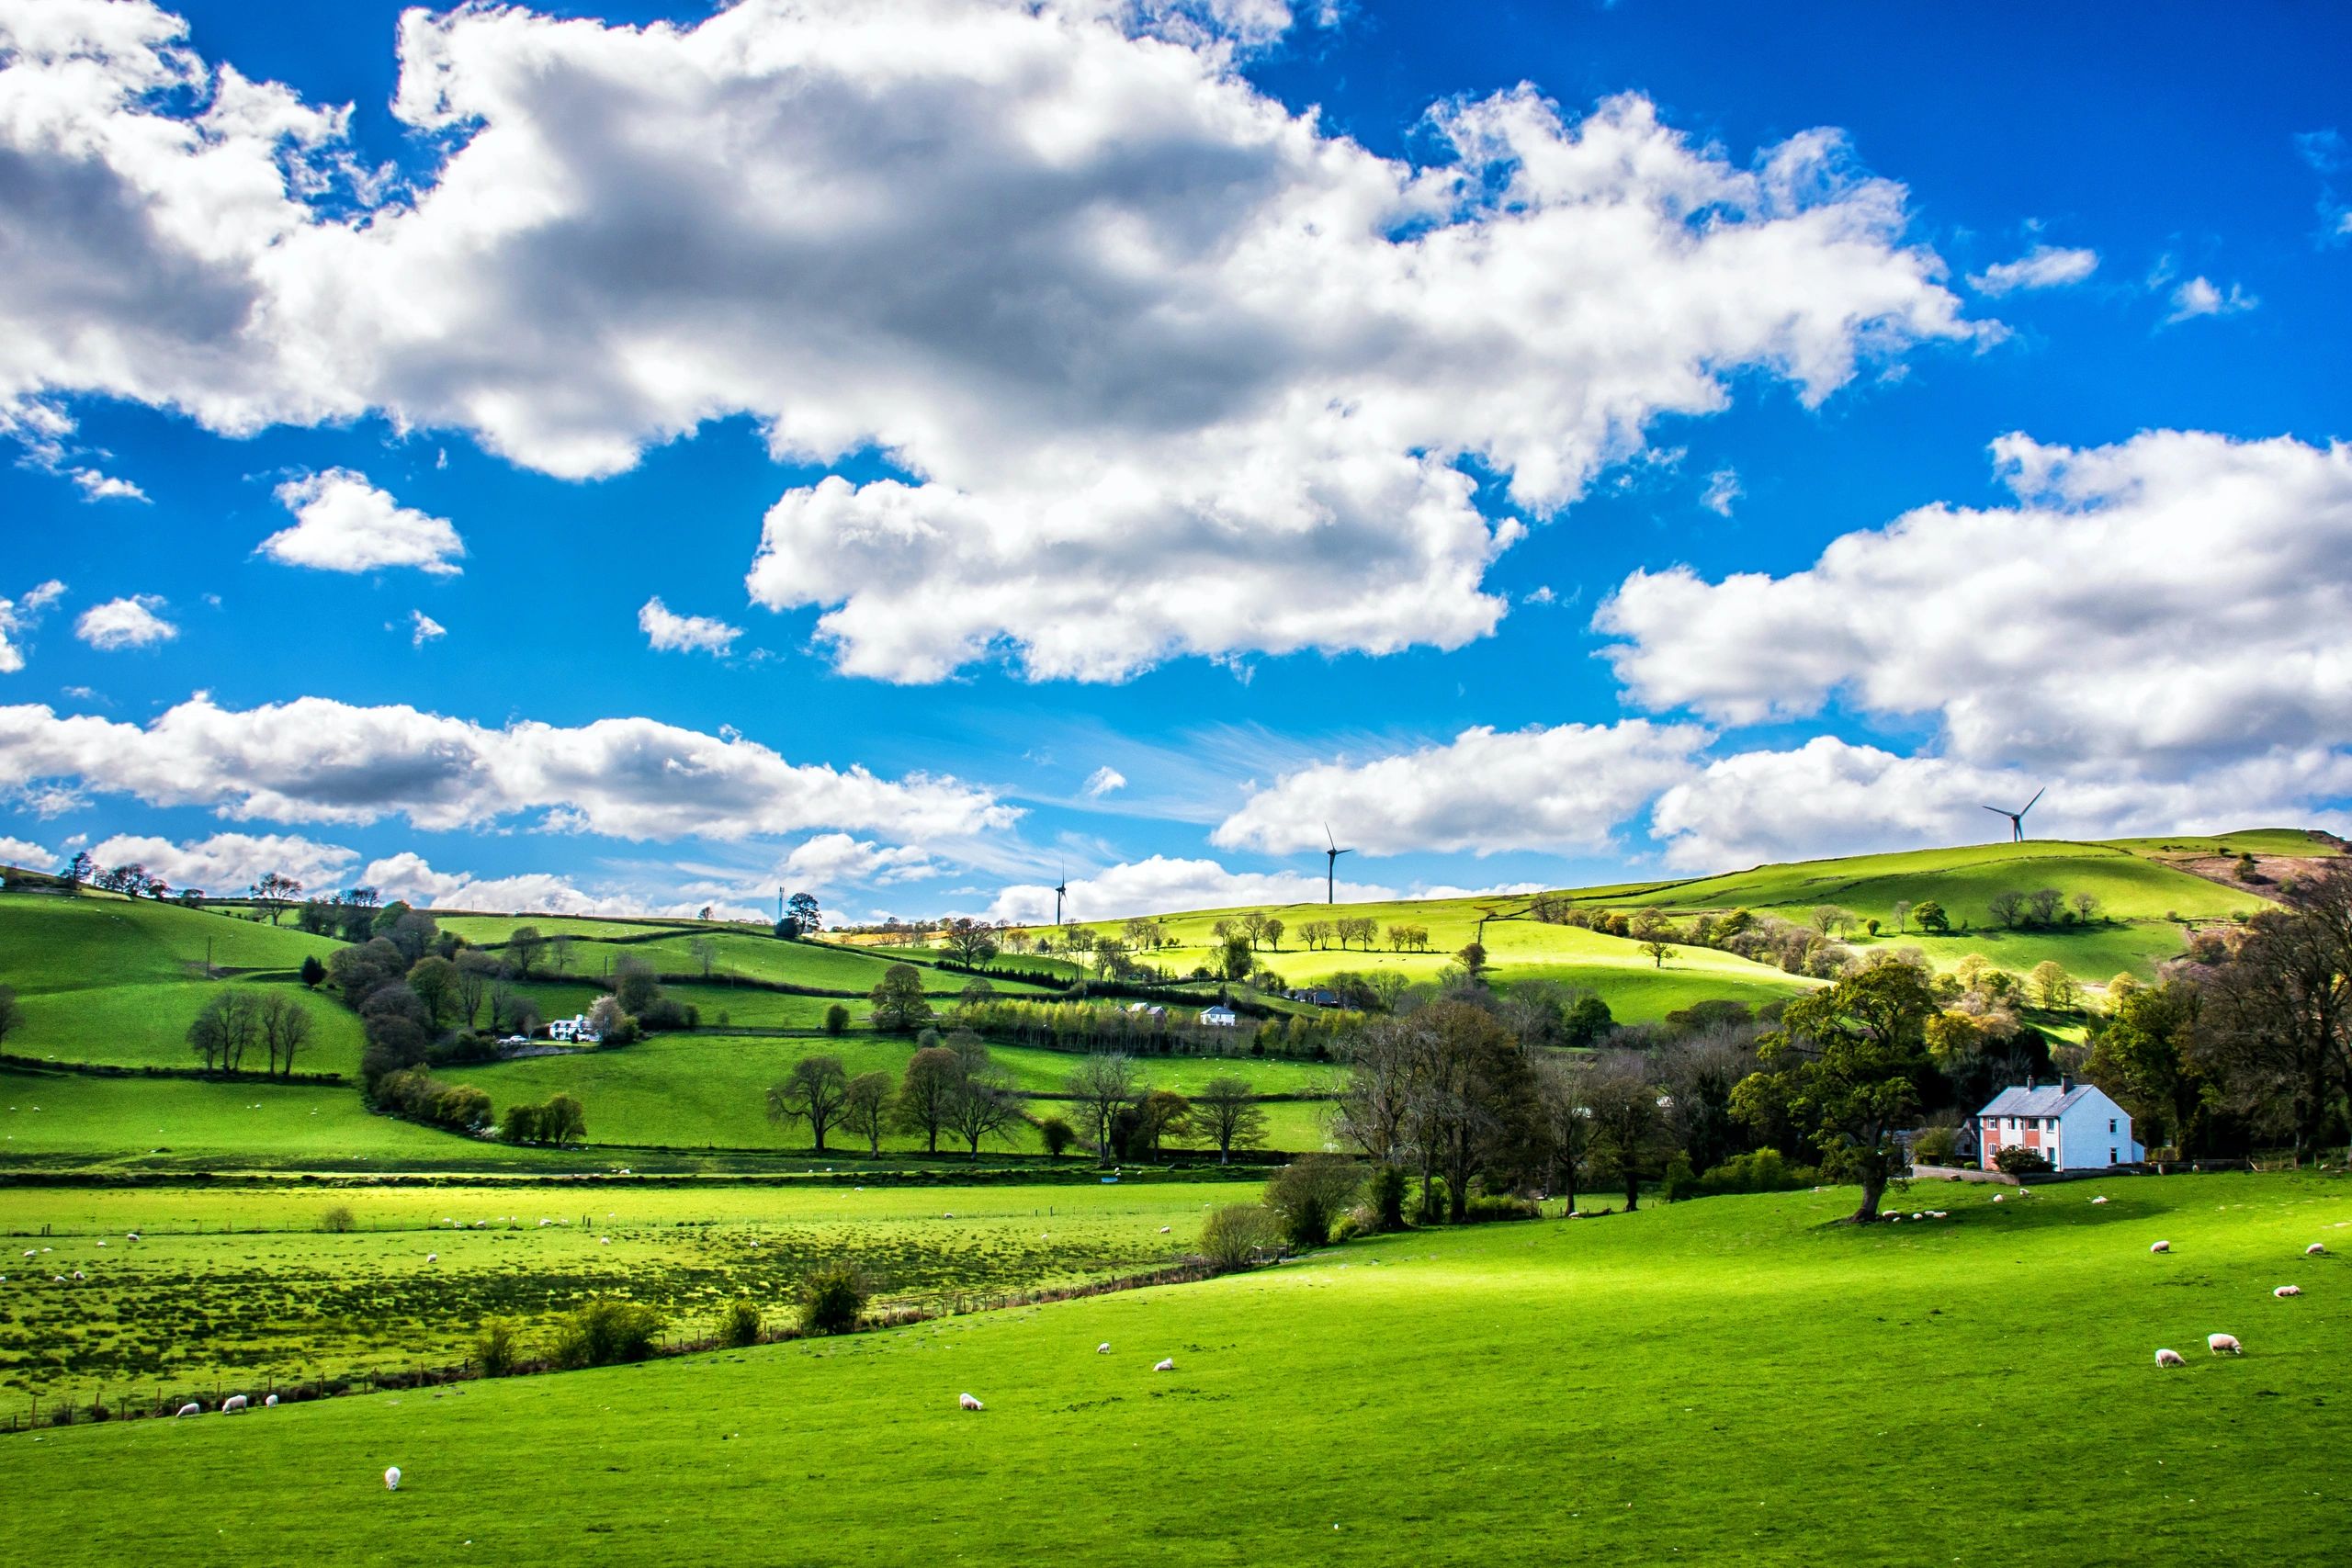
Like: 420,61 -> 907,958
1264,1156 -> 1363,1247
767,1055 -> 851,1153
798,1260 -> 866,1335
1220,932 -> 1252,980
1640,937 -> 1670,969
506,926 -> 545,979
842,1070 -> 895,1156
299,953 -> 326,989
1038,1116 -> 1077,1159
822,1001 -> 851,1036
1188,1076 -> 1268,1164
1911,900 -> 1950,935
2084,980 -> 2211,1155
2028,960 -> 2078,1010
1584,1050 -> 1671,1211
406,954 -> 458,1027
541,1093 -> 587,1146
944,1070 -> 1022,1156
868,963 -> 933,1032
614,955 -> 661,1015
941,918 -> 1001,967
1735,959 -> 1935,1223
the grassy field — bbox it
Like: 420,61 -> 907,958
3,1170 -> 2343,1563
450,1034 -> 1339,1156
0,1181 -> 1249,1400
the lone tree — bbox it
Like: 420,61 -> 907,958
507,926 -> 545,980
869,964 -> 933,1033
250,871 -> 302,926
842,1070 -> 895,1156
688,936 -> 719,978
784,891 -> 821,936
894,1046 -> 964,1155
941,918 -> 1001,968
1640,937 -> 1671,969
1065,1052 -> 1140,1167
1584,1049 -> 1670,1211
1736,957 -> 1935,1223
1911,900 -> 1950,935
767,1055 -> 851,1153
1038,1116 -> 1077,1159
1188,1075 -> 1269,1165
299,954 -> 326,989
944,1070 -> 1022,1157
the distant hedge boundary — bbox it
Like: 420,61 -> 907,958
0,1055 -> 345,1087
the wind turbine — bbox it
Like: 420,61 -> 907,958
1053,860 -> 1069,928
1983,786 -> 2045,842
1324,824 -> 1353,905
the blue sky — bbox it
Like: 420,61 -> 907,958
1,0 -> 2346,923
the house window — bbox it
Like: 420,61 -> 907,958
2109,1118 -> 2117,1134
2110,1147 -> 2118,1164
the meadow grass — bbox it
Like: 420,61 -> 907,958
4,1170 -> 2343,1565
0,1180 -> 1250,1398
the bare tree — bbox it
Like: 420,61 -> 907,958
766,1055 -> 851,1153
1189,1076 -> 1268,1164
455,951 -> 502,1027
1064,1052 -> 1140,1166
842,1070 -> 895,1156
1583,1049 -> 1670,1212
944,1071 -> 1023,1156
257,993 -> 315,1077
507,926 -> 546,979
250,871 -> 301,926
895,1046 -> 964,1155
1532,1055 -> 1594,1213
688,936 -> 719,979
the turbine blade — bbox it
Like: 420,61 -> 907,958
2023,785 -> 2045,811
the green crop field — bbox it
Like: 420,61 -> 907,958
3,1171 -> 2343,1564
0,1180 -> 1247,1400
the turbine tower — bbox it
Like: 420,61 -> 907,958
1983,785 -> 2046,842
1324,824 -> 1353,905
1053,860 -> 1069,928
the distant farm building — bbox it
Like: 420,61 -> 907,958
1284,987 -> 1341,1008
1976,1077 -> 2142,1170
547,1015 -> 603,1045
1198,1005 -> 1238,1027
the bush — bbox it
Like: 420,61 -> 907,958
1993,1144 -> 2052,1175
1038,1116 -> 1076,1158
798,1260 -> 868,1336
318,1203 -> 356,1233
1196,1203 -> 1283,1272
718,1298 -> 763,1349
1687,1147 -> 1818,1198
1369,1165 -> 1408,1232
548,1299 -> 664,1370
1910,1125 -> 1961,1164
1661,1154 -> 1699,1202
475,1316 -> 521,1376
822,1002 -> 850,1036
1264,1155 -> 1363,1248
1462,1193 -> 1541,1223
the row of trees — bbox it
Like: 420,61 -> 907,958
186,989 -> 316,1076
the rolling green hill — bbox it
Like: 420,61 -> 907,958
5,1171 -> 2342,1565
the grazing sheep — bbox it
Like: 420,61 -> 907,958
1153,1358 -> 1175,1372
127,1231 -> 141,1240
2091,1196 -> 2109,1205
1992,1194 -> 2005,1203
265,1393 -> 279,1406
958,1393 -> 984,1411
221,1394 -> 248,1414
176,1403 -> 201,1417
2151,1240 -> 2171,1253
2208,1333 -> 2243,1355
425,1253 -> 437,1264
72,1269 -> 85,1280
385,1466 -> 401,1491
1159,1226 -> 1171,1235
1096,1343 -> 1112,1355
2154,1348 -> 2186,1369
2306,1244 -> 2327,1257
1912,1213 -> 1925,1221
2275,1285 -> 2302,1298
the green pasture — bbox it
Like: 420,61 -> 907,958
0,1181 -> 1250,1398
8,978 -> 367,1073
2104,828 -> 2340,858
454,1033 -> 1338,1156
6,1171 -> 2345,1564
0,1071 -> 494,1171
0,893 -> 343,985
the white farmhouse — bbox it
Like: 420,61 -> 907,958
546,1015 -> 603,1045
1975,1076 -> 2142,1171
1197,1005 -> 1238,1027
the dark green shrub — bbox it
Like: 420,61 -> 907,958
1265,1155 -> 1363,1248
1661,1154 -> 1698,1202
1038,1116 -> 1076,1158
548,1299 -> 663,1370
1993,1144 -> 2052,1175
475,1316 -> 520,1376
798,1261 -> 868,1336
1369,1166 -> 1408,1231
1462,1193 -> 1541,1223
1196,1203 -> 1283,1271
823,1003 -> 850,1036
719,1298 -> 763,1348
1690,1147 -> 1816,1196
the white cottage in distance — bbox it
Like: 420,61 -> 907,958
1976,1076 -> 2143,1171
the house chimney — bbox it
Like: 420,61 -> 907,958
2060,1073 -> 2075,1093
2026,1074 -> 2036,1091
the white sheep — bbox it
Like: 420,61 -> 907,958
2154,1348 -> 2186,1368
2306,1243 -> 2328,1257
125,1232 -> 139,1241
1992,1194 -> 2005,1203
2208,1333 -> 2243,1356
425,1253 -> 437,1264
385,1466 -> 402,1491
958,1393 -> 983,1411
265,1393 -> 280,1406
1153,1358 -> 1175,1372
1096,1342 -> 1112,1355
2091,1196 -> 2109,1205
221,1394 -> 248,1413
176,1402 -> 201,1417
2151,1240 -> 2171,1253
2274,1285 -> 2302,1298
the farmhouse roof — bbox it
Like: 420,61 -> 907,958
1976,1081 -> 2101,1118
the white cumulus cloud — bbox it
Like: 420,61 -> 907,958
71,468 -> 147,502
74,595 -> 176,650
1213,720 -> 1711,856
0,0 -> 1980,683
82,830 -> 357,894
0,694 -> 1015,841
1967,244 -> 2098,296
261,469 -> 465,576
639,598 -> 741,657
779,831 -> 939,888
1082,766 -> 1127,797
0,580 -> 66,673
2164,275 -> 2256,323
1598,430 -> 2352,780
984,853 -> 1397,924
0,833 -> 51,866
